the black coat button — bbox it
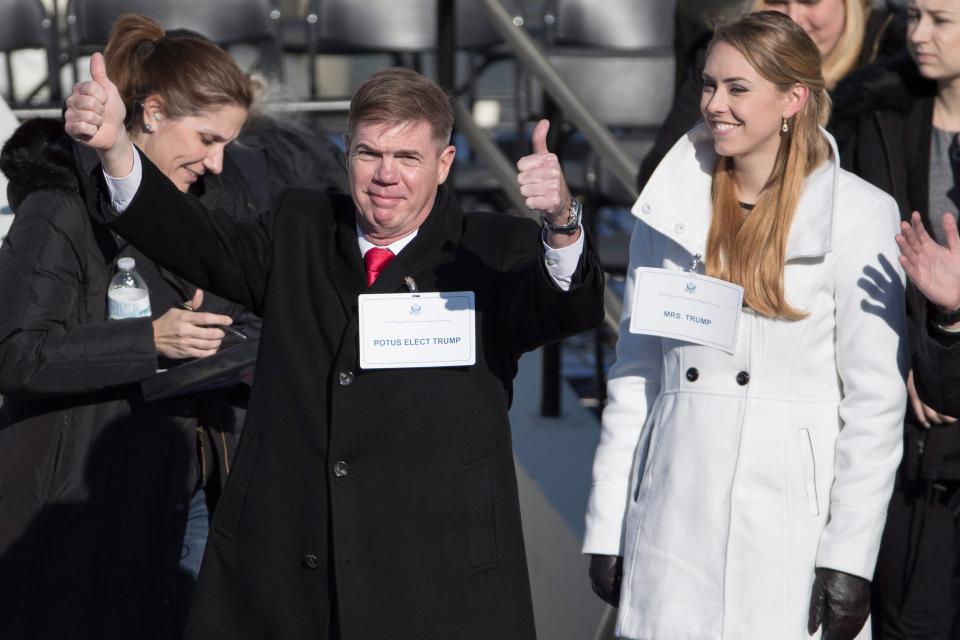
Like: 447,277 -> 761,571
333,460 -> 349,477
338,371 -> 354,386
685,367 -> 699,382
736,371 -> 750,386
303,553 -> 320,569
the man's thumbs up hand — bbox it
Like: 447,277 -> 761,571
516,119 -> 573,225
65,52 -> 131,170
531,118 -> 550,155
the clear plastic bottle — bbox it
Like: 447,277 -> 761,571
108,257 -> 152,319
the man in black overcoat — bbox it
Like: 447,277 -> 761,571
64,55 -> 605,639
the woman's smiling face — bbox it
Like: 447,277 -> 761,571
701,41 -> 797,163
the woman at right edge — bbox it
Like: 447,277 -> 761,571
831,0 -> 960,634
584,11 -> 906,640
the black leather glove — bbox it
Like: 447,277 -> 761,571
588,554 -> 623,607
807,567 -> 871,640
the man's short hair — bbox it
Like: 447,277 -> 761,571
348,67 -> 454,150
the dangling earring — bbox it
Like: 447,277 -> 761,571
781,117 -> 789,134
143,112 -> 160,133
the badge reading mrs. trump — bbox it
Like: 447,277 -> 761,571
629,268 -> 743,353
358,291 -> 476,369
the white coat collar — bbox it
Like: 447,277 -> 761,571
631,124 -> 840,261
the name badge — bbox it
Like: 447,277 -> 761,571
629,268 -> 743,353
358,291 -> 476,369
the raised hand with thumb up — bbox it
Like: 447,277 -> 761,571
64,52 -> 134,177
516,119 -> 580,245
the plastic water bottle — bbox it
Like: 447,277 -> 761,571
108,257 -> 151,319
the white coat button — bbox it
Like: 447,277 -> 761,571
674,223 -> 686,234
338,370 -> 354,386
641,203 -> 652,214
333,460 -> 349,477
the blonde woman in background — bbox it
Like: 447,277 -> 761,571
585,11 -> 907,639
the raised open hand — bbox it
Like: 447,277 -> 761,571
896,211 -> 960,313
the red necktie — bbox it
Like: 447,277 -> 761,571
364,247 -> 395,286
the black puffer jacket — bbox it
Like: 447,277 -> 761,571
0,120 -> 252,640
831,55 -> 959,482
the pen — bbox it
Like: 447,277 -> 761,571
176,302 -> 248,340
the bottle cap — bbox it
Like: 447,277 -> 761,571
117,257 -> 136,270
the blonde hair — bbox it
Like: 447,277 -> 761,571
752,0 -> 871,89
705,11 -> 832,320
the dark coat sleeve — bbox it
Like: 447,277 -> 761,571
495,219 -> 605,358
0,190 -> 157,396
89,149 -> 277,316
913,305 -> 960,417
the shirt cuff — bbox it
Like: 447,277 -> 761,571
102,143 -> 143,214
542,227 -> 585,292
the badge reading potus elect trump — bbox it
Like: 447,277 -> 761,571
630,268 -> 743,353
358,291 -> 476,369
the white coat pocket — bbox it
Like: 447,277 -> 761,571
798,428 -> 820,517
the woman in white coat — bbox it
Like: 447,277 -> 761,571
584,12 -> 907,640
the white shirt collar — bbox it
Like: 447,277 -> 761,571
356,225 -> 419,257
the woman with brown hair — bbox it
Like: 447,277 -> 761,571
0,14 -> 259,640
584,11 -> 907,639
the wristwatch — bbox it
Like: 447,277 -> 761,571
541,199 -> 583,235
928,300 -> 960,328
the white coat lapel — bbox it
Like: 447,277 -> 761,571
630,124 -> 840,262
784,129 -> 839,261
631,124 -> 715,259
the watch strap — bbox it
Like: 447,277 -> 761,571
541,199 -> 582,235
928,300 -> 960,326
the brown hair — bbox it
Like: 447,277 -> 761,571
752,0 -> 871,88
347,67 -> 454,150
103,14 -> 254,127
704,11 -> 832,320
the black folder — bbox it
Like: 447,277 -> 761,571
140,339 -> 259,402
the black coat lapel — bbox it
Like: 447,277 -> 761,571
327,194 -> 366,316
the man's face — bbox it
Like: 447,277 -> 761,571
346,120 -> 455,244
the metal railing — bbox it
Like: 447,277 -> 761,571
447,0 -> 634,341
478,0 -> 641,207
